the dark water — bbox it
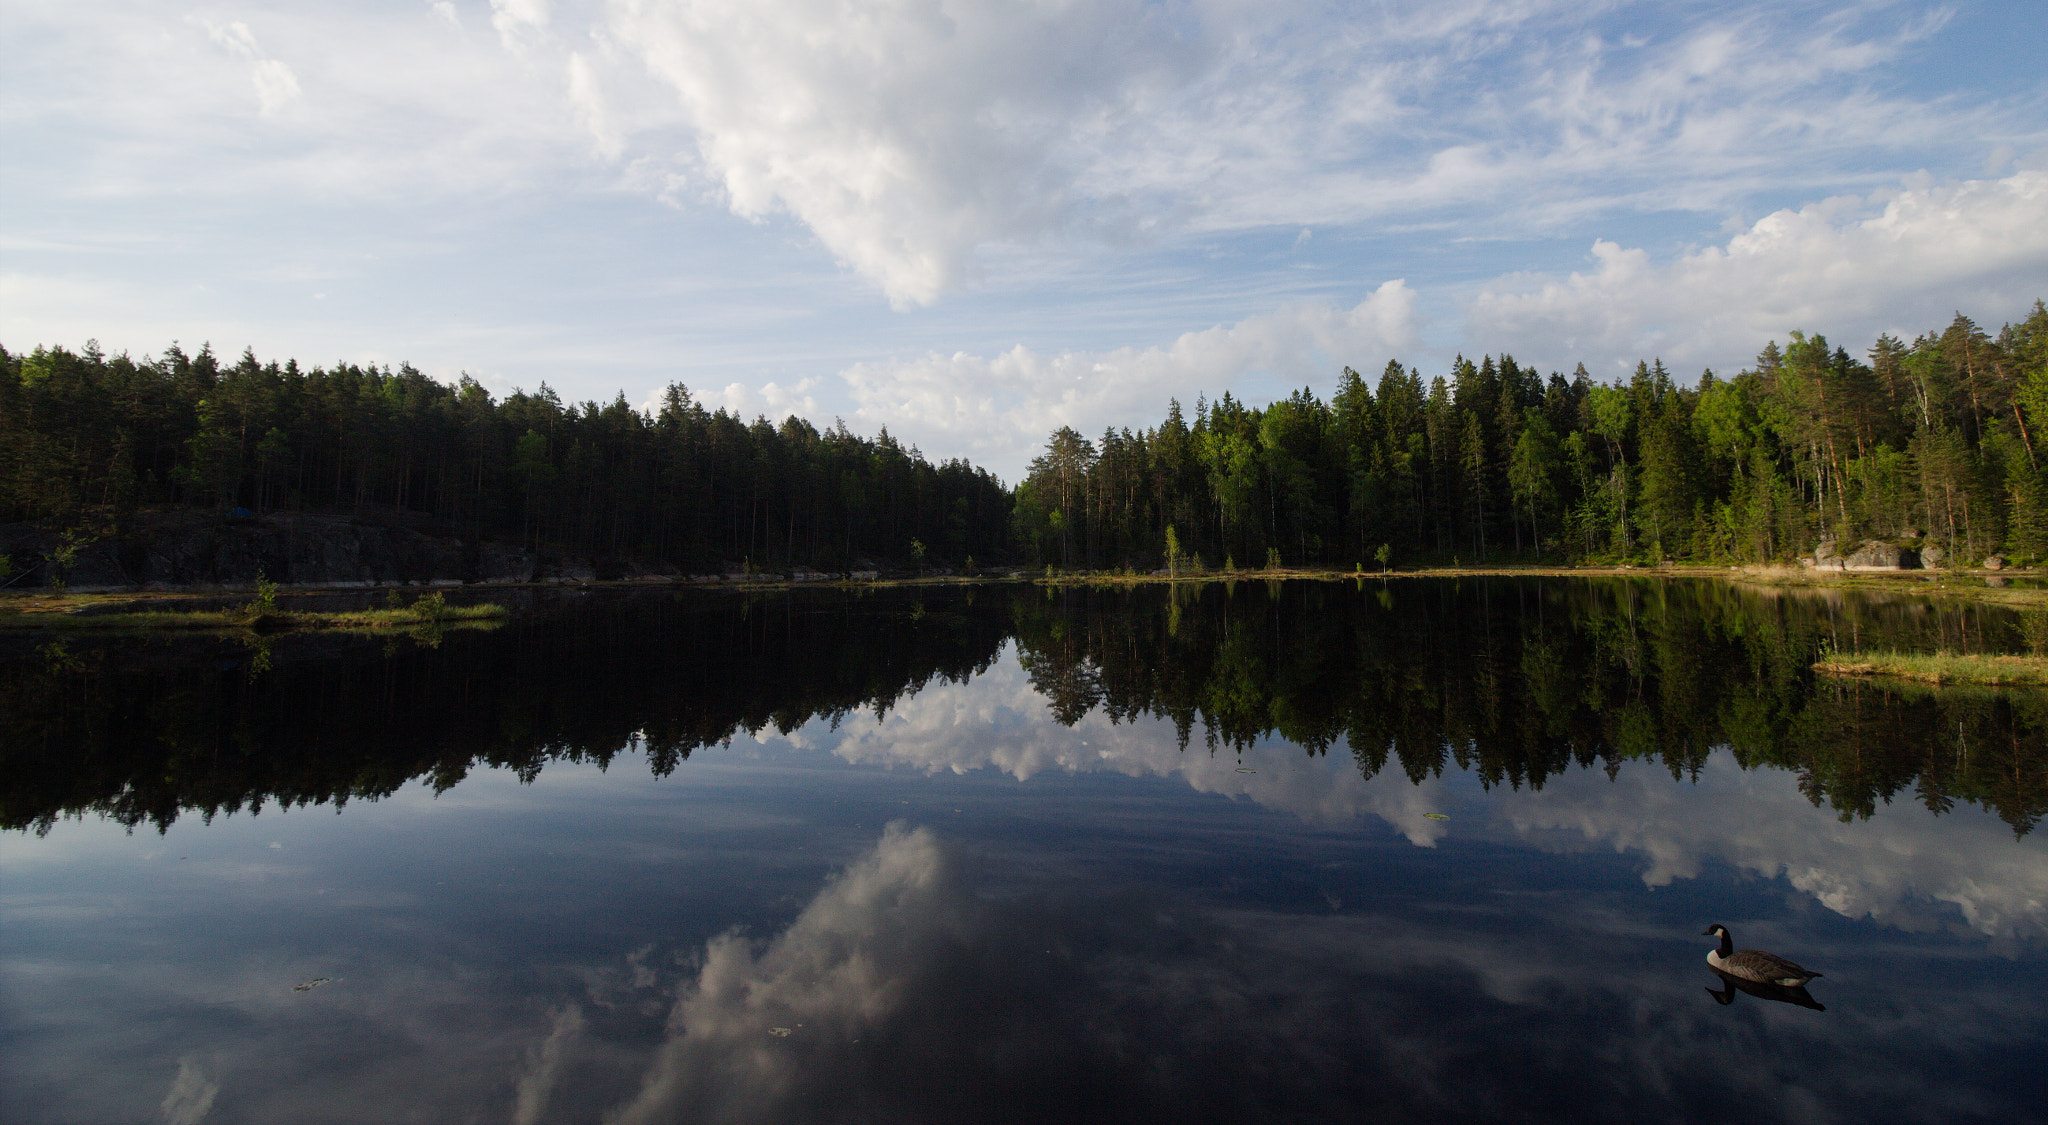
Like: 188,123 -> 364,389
4,578 -> 2045,1124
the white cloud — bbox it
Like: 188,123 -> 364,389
510,1005 -> 585,1125
796,645 -> 1457,843
608,821 -> 969,1125
6,0 -> 2045,440
566,51 -> 623,159
606,0 -> 1206,306
1504,750 -> 2048,946
159,1055 -> 218,1125
767,647 -> 2048,944
200,19 -> 301,116
833,280 -> 1418,477
491,0 -> 553,49
604,810 -> 2042,1123
597,0 -> 2036,303
1467,170 -> 2048,378
708,377 -> 823,422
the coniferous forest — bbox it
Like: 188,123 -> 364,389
0,344 -> 1012,572
4,300 -> 2045,575
1015,302 -> 2048,571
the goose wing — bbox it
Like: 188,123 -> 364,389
1723,949 -> 1820,985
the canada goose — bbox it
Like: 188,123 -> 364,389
1701,924 -> 1822,987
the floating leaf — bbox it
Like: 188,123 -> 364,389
293,977 -> 332,992
768,1027 -> 792,1037
1423,813 -> 1450,820
1235,768 -> 1255,774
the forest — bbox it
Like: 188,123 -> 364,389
0,342 -> 1013,572
4,300 -> 2045,574
1015,302 -> 2048,571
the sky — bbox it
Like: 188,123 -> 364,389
3,0 -> 2045,482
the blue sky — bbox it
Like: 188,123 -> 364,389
3,0 -> 2045,480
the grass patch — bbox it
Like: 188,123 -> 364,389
0,601 -> 507,633
1814,650 -> 2048,686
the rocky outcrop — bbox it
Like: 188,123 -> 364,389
1805,538 -> 1920,571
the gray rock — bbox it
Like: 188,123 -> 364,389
1921,543 -> 1947,568
1983,555 -> 2007,570
1842,540 -> 1910,571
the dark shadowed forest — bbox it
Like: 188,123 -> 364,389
0,345 -> 1012,573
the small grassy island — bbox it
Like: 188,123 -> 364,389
0,581 -> 506,635
1814,650 -> 2048,686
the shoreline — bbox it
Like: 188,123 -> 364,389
6,561 -> 2046,629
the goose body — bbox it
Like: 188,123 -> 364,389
1701,924 -> 1822,987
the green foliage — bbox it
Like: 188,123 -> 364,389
0,342 -> 1011,573
249,570 -> 280,618
414,590 -> 447,621
1006,300 -> 2044,569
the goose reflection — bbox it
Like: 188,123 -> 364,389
1705,969 -> 1827,1010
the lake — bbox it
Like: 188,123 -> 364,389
4,577 -> 2044,1124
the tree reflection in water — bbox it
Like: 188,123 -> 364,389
3,577 -> 2044,837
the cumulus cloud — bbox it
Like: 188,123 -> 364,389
608,821 -> 975,1124
707,377 -> 823,423
833,280 -> 1418,477
1503,748 -> 2048,946
159,1055 -> 218,1125
1468,170 -> 2048,378
603,817 -> 2043,1124
201,20 -> 301,116
595,0 -> 2034,304
606,0 -> 1205,306
566,53 -> 624,160
511,1004 -> 586,1125
491,0 -> 553,50
794,645 -> 1456,842
770,648 -> 2048,943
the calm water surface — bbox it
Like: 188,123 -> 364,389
4,578 -> 2045,1124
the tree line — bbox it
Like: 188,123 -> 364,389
6,300 -> 2045,575
1016,302 -> 2048,570
0,342 -> 1012,571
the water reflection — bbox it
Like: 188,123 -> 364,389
579,824 -> 2009,1123
7,579 -> 2048,1123
7,579 -> 2045,838
1707,971 -> 1828,1012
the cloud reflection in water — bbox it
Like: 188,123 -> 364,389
775,647 -> 2048,945
601,821 -> 2035,1125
